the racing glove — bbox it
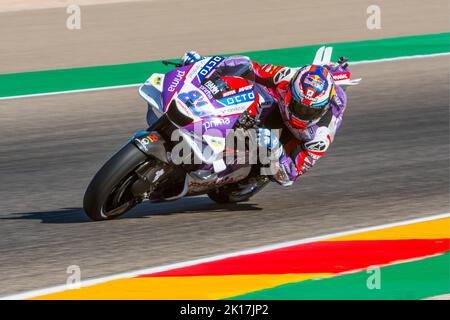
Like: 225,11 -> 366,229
275,154 -> 298,187
181,51 -> 204,66
326,56 -> 349,72
255,128 -> 297,186
256,128 -> 282,159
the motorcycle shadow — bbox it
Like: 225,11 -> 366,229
2,197 -> 262,224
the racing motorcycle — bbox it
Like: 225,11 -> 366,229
83,46 -> 360,221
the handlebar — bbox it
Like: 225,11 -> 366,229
161,60 -> 183,68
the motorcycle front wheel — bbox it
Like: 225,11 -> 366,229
83,142 -> 148,221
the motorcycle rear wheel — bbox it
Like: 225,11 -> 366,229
83,143 -> 148,221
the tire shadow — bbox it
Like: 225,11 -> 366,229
1,196 -> 263,224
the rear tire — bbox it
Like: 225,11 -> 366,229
83,143 -> 148,221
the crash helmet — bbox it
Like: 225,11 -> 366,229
286,64 -> 335,129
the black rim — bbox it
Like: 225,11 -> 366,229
102,174 -> 138,218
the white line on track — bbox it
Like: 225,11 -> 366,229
2,212 -> 449,300
0,52 -> 448,102
349,52 -> 450,65
0,83 -> 141,101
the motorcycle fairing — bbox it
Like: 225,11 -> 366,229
158,57 -> 263,173
139,73 -> 166,126
162,56 -> 259,117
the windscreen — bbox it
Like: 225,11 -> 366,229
200,58 -> 256,99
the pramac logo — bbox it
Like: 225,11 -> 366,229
168,70 -> 186,92
203,117 -> 231,130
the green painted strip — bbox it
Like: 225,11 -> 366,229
0,33 -> 449,99
228,252 -> 450,300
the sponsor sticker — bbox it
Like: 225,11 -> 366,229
136,134 -> 159,151
262,64 -> 277,74
197,56 -> 224,82
147,134 -> 159,142
199,85 -> 214,100
305,139 -> 328,152
154,76 -> 162,86
218,90 -> 255,106
204,80 -> 220,95
168,70 -> 186,92
304,75 -> 325,90
274,67 -> 293,84
332,72 -> 350,81
203,117 -> 231,130
222,89 -> 237,98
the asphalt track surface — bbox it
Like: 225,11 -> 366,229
0,56 -> 448,296
1,0 -> 449,73
0,0 -> 449,297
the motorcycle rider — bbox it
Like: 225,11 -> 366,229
180,51 -> 348,186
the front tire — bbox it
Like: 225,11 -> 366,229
83,143 -> 148,221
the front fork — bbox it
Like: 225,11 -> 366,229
131,130 -> 188,201
132,130 -> 169,164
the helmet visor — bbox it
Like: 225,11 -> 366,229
288,99 -> 323,122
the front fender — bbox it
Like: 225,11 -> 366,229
132,130 -> 169,164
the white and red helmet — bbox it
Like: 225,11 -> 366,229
286,64 -> 335,129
